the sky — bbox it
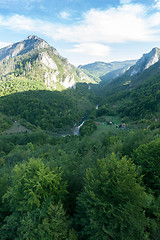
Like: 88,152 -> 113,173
0,0 -> 160,66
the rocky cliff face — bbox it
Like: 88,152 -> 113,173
0,36 -> 51,61
0,36 -> 95,91
128,47 -> 160,76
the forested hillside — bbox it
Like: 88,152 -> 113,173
0,119 -> 160,239
0,40 -> 160,239
0,84 -> 96,131
97,57 -> 160,128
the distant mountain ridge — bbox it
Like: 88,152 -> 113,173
78,60 -> 137,83
99,64 -> 133,84
0,35 -> 96,94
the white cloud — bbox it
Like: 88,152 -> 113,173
0,41 -> 10,49
154,0 -> 160,9
0,14 -> 46,32
1,2 -> 160,64
148,12 -> 160,27
67,43 -> 111,57
0,3 -> 159,44
52,4 -> 156,43
59,11 -> 70,19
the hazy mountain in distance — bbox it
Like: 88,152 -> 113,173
99,65 -> 133,84
78,60 -> 137,83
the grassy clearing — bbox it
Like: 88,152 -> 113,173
97,115 -> 123,125
4,121 -> 31,134
91,116 -> 125,139
91,123 -> 117,138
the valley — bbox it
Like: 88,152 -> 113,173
0,36 -> 160,240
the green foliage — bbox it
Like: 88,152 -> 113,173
132,138 -> 160,195
97,62 -> 160,123
96,104 -> 116,117
0,173 -> 10,227
76,154 -> 151,240
0,123 -> 160,238
1,201 -> 71,240
0,113 -> 12,133
3,158 -> 67,210
79,120 -> 97,136
69,228 -> 78,240
0,88 -> 95,130
0,75 -> 46,96
1,158 -> 70,239
149,120 -> 160,130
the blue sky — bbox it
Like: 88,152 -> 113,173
0,0 -> 160,65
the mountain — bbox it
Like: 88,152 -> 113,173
78,60 -> 137,82
99,47 -> 160,94
99,65 -> 131,84
128,47 -> 160,76
0,35 -> 95,94
0,35 -> 50,61
96,48 -> 160,124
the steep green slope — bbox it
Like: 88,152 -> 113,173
0,84 -> 97,131
0,36 -> 96,94
97,61 -> 160,126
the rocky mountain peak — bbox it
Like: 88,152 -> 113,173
0,35 -> 95,91
0,35 -> 52,62
24,35 -> 50,49
129,47 -> 160,76
27,35 -> 39,40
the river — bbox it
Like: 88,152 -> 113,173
61,104 -> 99,137
61,118 -> 86,137
72,121 -> 85,136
